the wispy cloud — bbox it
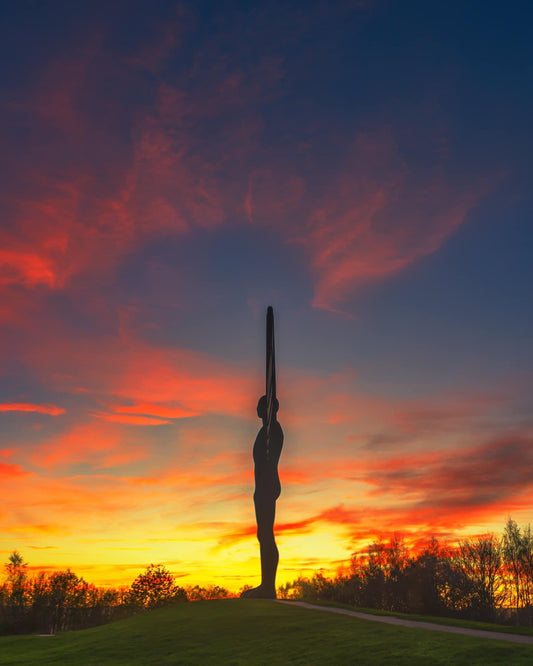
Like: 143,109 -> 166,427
301,131 -> 492,309
92,412 -> 172,426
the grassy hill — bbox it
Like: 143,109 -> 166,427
1,599 -> 533,665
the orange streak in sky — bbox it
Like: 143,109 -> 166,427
112,402 -> 199,419
0,402 -> 65,415
93,412 -> 172,426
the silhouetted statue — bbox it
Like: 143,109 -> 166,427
241,307 -> 283,599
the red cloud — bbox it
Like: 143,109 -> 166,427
358,432 -> 533,499
0,462 -> 31,479
0,249 -> 57,288
0,176 -> 108,290
338,431 -> 533,537
0,78 -> 252,296
0,28 -> 291,305
1,12 -> 498,327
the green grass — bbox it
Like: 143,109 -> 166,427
307,600 -> 533,636
1,599 -> 533,665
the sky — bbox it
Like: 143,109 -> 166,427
1,0 -> 533,590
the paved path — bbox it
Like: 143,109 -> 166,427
276,600 -> 533,645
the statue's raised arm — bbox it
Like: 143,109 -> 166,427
265,305 -> 276,461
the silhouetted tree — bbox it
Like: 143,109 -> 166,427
128,564 -> 187,609
519,525 -> 533,612
404,538 -> 448,615
4,552 -> 27,604
383,535 -> 409,611
503,518 -> 524,620
352,536 -> 410,611
361,540 -> 387,608
46,570 -> 89,633
456,534 -> 504,620
2,551 -> 29,631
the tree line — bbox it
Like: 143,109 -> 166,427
0,555 -> 231,635
278,519 -> 533,625
4,518 -> 533,635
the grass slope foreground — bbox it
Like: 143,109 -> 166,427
1,600 -> 533,665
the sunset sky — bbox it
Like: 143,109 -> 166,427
1,1 -> 533,591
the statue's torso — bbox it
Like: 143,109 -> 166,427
253,421 -> 283,500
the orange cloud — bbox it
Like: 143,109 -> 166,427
92,413 -> 172,426
23,333 -> 256,421
31,422 -> 148,469
110,402 -> 199,419
0,402 -> 65,416
217,504 -> 361,548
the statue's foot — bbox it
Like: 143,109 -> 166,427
240,585 -> 277,599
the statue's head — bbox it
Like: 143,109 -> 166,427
257,395 -> 279,420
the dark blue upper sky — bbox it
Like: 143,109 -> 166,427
2,0 -> 532,384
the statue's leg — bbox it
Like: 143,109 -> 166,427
257,497 -> 278,596
241,494 -> 278,599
